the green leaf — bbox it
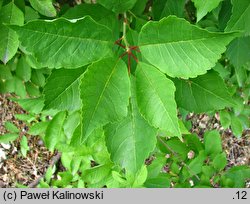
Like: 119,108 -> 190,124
173,71 -> 235,113
45,165 -> 55,183
131,0 -> 148,15
16,56 -> 31,82
226,36 -> 250,68
82,164 -> 112,185
147,155 -> 166,178
70,157 -> 82,175
223,166 -> 250,188
4,121 -> 19,133
0,2 -> 24,25
234,66 -> 247,87
202,166 -> 216,178
97,0 -> 137,13
164,138 -> 189,160
136,62 -> 180,137
11,97 -> 44,114
218,0 -> 232,31
231,115 -> 243,138
188,151 -> 206,175
20,136 -> 29,157
0,133 -> 19,143
25,82 -> 40,97
0,64 -> 12,79
184,134 -> 204,154
44,67 -> 85,111
212,63 -> 230,79
219,110 -> 231,129
31,70 -> 45,87
178,119 -> 190,135
0,2 -> 24,63
44,111 -> 67,151
24,6 -> 40,22
131,165 -> 148,187
80,57 -> 130,141
225,0 -> 250,35
14,113 -> 35,123
138,16 -> 238,78
63,111 -> 80,140
152,0 -> 186,20
212,152 -> 227,171
28,121 -> 49,136
204,130 -> 222,157
192,0 -> 223,22
63,3 -> 118,36
145,173 -> 170,188
14,76 -> 26,98
105,77 -> 157,173
52,171 -> 73,187
11,17 -> 113,69
29,0 -> 56,17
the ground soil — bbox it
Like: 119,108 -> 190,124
0,94 -> 249,187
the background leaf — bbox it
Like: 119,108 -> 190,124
44,111 -> 66,151
16,56 -> 31,82
97,0 -> 137,13
29,0 -> 56,17
173,71 -> 235,113
152,0 -> 186,20
0,2 -> 24,63
204,130 -> 222,157
0,133 -> 19,143
225,0 -> 250,35
63,3 -> 118,39
192,0 -> 223,22
44,67 -> 85,111
226,36 -> 250,68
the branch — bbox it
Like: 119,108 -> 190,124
28,152 -> 62,188
123,12 -> 129,51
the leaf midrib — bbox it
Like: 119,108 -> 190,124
17,27 -> 112,44
191,80 -> 234,105
139,35 -> 227,47
227,2 -> 250,31
45,73 -> 83,109
140,67 -> 179,135
83,59 -> 120,136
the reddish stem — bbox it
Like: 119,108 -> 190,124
130,52 -> 138,63
128,53 -> 131,74
130,46 -> 141,53
119,51 -> 127,59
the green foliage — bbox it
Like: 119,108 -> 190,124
10,17 -> 113,68
29,0 -> 56,17
20,136 -> 29,157
0,133 -> 19,143
136,62 -> 180,137
80,57 -> 130,141
105,78 -> 157,173
192,0 -> 223,22
138,16 -> 238,78
44,67 -> 86,111
225,0 -> 250,35
173,71 -> 235,112
0,0 -> 249,188
0,1 -> 24,63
